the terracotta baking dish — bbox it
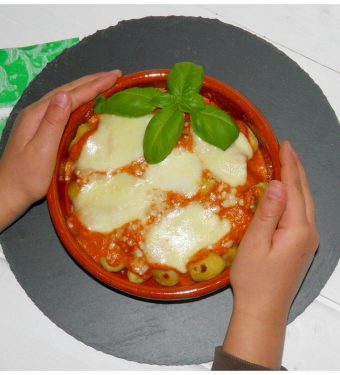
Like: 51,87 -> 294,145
47,69 -> 280,301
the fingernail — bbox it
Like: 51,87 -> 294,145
52,92 -> 68,109
112,69 -> 122,77
97,71 -> 122,84
286,141 -> 299,162
265,181 -> 283,200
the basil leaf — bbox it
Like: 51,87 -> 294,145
94,95 -> 106,113
149,92 -> 178,109
94,87 -> 161,117
190,105 -> 239,150
167,62 -> 204,96
143,108 -> 184,164
178,93 -> 205,113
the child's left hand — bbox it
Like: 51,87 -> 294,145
0,70 -> 121,231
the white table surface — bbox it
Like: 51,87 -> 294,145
0,4 -> 340,371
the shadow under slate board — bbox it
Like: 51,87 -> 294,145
1,17 -> 339,366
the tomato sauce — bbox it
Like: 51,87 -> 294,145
65,109 -> 269,286
176,121 -> 193,151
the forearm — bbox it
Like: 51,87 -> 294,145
222,306 -> 287,370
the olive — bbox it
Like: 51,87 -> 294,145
99,256 -> 125,272
69,123 -> 92,150
152,269 -> 179,287
222,245 -> 238,268
188,252 -> 226,282
127,271 -> 145,284
247,126 -> 259,152
68,182 -> 80,201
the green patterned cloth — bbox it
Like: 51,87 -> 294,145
0,37 -> 79,109
0,37 -> 79,140
0,117 -> 7,137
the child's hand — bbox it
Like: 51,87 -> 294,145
222,141 -> 319,369
0,70 -> 121,231
231,141 -> 319,320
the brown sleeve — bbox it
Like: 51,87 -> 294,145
211,346 -> 287,371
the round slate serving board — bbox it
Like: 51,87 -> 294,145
1,16 -> 340,366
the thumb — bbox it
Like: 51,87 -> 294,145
31,92 -> 71,154
243,180 -> 286,247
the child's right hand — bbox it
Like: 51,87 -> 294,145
222,141 -> 319,369
0,70 -> 121,231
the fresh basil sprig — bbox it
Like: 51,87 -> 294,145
94,62 -> 240,164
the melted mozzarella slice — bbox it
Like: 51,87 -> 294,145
145,148 -> 202,197
76,114 -> 152,172
144,202 -> 231,273
73,173 -> 154,233
193,132 -> 253,187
